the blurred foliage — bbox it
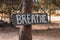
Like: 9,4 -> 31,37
0,0 -> 60,13
33,0 -> 60,12
52,0 -> 60,8
33,1 -> 40,12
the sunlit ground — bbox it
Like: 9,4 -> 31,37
0,27 -> 60,40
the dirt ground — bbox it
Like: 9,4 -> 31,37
0,27 -> 60,40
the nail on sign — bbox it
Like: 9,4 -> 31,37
12,13 -> 48,25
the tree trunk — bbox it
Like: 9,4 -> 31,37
19,0 -> 33,40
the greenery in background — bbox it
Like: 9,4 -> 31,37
33,1 -> 40,12
52,0 -> 60,8
0,0 -> 60,12
33,0 -> 60,12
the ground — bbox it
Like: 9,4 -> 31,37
0,26 -> 60,40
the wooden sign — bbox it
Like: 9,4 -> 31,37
12,13 -> 48,25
